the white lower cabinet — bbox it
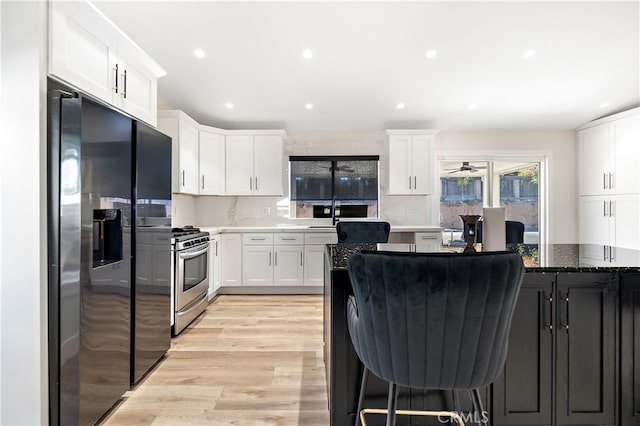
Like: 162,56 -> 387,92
242,244 -> 274,286
303,233 -> 337,285
241,233 -> 304,286
220,233 -> 242,286
209,235 -> 221,297
274,246 -> 304,286
415,231 -> 441,252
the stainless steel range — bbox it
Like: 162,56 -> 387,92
171,227 -> 210,335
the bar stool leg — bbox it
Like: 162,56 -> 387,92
355,366 -> 369,426
470,388 -> 487,426
385,382 -> 398,426
452,390 -> 462,424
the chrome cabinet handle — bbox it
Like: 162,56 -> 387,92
558,292 -> 569,332
269,251 -> 272,265
202,175 -> 205,189
414,176 -> 417,189
300,252 -> 303,266
113,64 -> 119,93
274,251 -> 278,265
542,293 -> 553,333
409,176 -> 411,189
121,69 -> 127,98
609,172 -> 613,189
609,201 -> 614,217
609,245 -> 614,262
181,170 -> 185,186
603,173 -> 607,190
255,176 -> 258,191
603,200 -> 608,217
249,176 -> 252,190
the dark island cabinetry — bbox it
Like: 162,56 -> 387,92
493,272 -> 618,426
324,244 -> 639,426
621,272 -> 640,426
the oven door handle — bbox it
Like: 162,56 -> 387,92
178,244 -> 209,260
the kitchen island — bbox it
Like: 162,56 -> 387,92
323,244 -> 640,426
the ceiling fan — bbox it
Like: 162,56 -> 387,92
318,164 -> 355,173
444,161 -> 487,174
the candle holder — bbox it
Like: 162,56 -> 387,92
460,214 -> 482,253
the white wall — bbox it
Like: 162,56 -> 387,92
0,2 -> 48,424
435,130 -> 578,243
183,129 -> 578,241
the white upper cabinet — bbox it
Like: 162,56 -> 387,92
226,132 -> 285,196
157,110 -> 199,194
225,135 -> 255,195
578,108 -> 640,196
199,128 -> 226,195
387,130 -> 438,195
49,0 -> 165,126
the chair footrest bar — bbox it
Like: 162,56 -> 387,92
360,408 -> 465,426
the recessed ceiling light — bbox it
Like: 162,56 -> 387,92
305,103 -> 313,110
522,49 -> 535,59
599,102 -> 610,108
396,102 -> 405,110
468,104 -> 478,110
425,50 -> 437,59
225,103 -> 234,109
194,49 -> 205,59
302,49 -> 313,59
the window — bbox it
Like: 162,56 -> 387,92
290,156 -> 379,219
438,158 -> 543,253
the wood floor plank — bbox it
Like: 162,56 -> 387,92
99,294 -> 329,426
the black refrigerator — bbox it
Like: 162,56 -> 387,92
47,79 -> 171,426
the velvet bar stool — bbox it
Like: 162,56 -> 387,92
336,221 -> 391,244
476,220 -> 526,245
347,251 -> 525,426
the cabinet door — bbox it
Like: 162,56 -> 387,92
492,273 -> 554,426
225,135 -> 254,195
610,113 -> 640,195
620,272 -> 640,426
415,232 -> 441,252
578,124 -> 611,196
210,236 -> 221,293
578,196 -> 610,264
611,194 -> 640,252
49,1 -> 118,106
555,273 -> 617,425
253,135 -> 283,195
177,121 -> 199,194
274,246 -> 304,286
199,131 -> 226,195
411,135 -> 432,194
388,135 -> 412,195
220,234 -> 242,286
303,245 -> 325,286
242,246 -> 273,285
117,52 -> 158,126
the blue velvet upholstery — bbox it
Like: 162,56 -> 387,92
336,221 -> 391,244
347,251 -> 524,390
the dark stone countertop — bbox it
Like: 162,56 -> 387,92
326,243 -> 640,272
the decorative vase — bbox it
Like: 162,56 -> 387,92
460,214 -> 482,253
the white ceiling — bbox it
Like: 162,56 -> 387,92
94,1 -> 639,132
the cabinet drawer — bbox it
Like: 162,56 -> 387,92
415,232 -> 440,243
242,233 -> 273,245
274,233 -> 304,245
304,233 -> 338,245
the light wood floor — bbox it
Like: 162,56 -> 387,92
100,295 -> 330,425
